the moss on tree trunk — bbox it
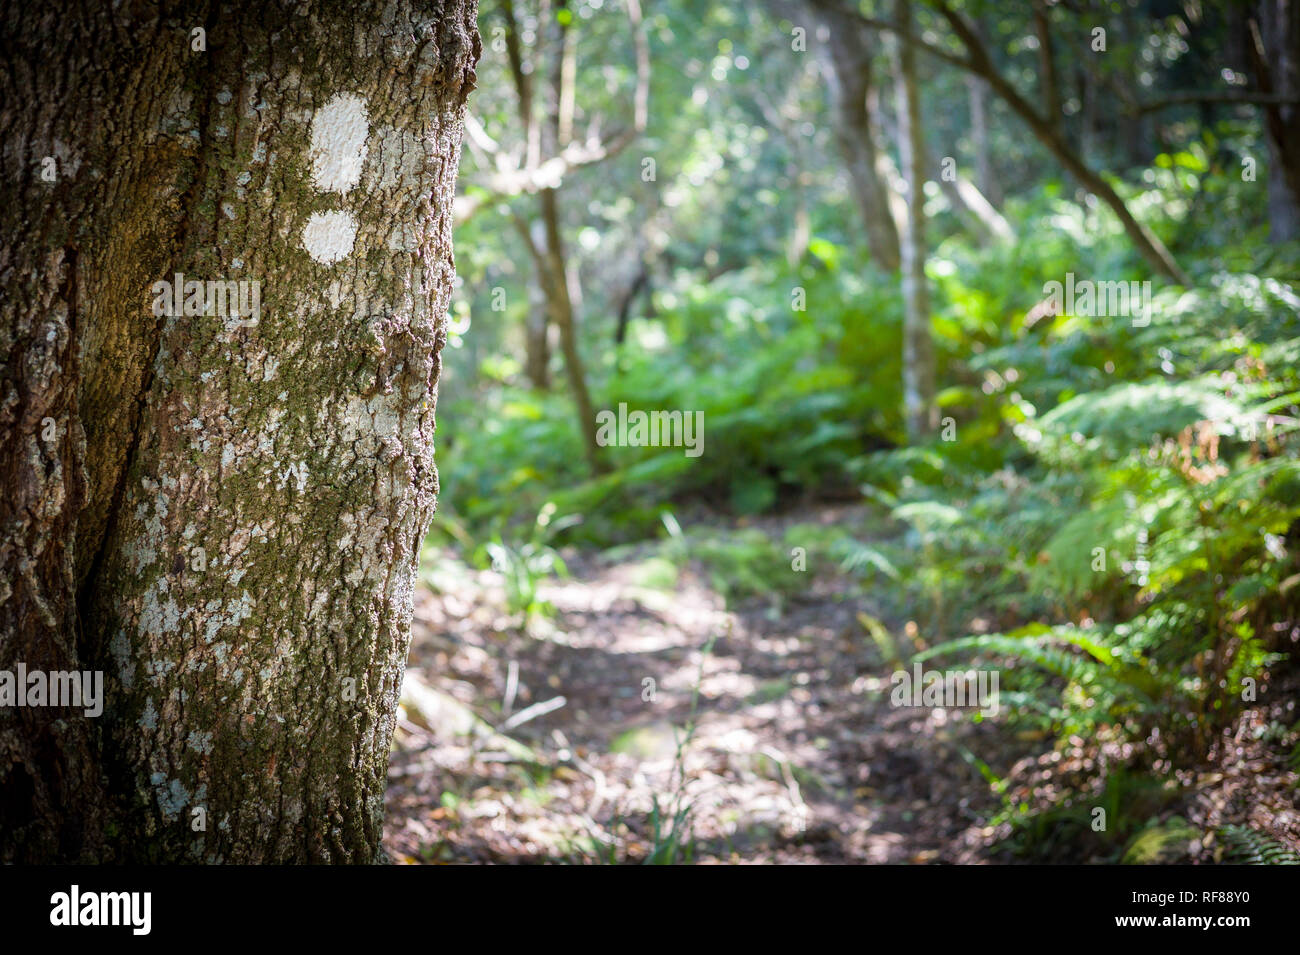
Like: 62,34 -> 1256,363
0,0 -> 480,863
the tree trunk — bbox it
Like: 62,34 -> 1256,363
1077,65 -> 1097,170
613,264 -> 649,346
894,0 -> 937,440
962,12 -> 1002,208
512,215 -> 554,391
1032,2 -> 1062,139
0,0 -> 480,863
876,89 -> 1011,244
539,187 -> 605,473
811,0 -> 903,271
966,71 -> 1003,208
534,1 -> 604,474
1256,0 -> 1300,242
524,284 -> 552,390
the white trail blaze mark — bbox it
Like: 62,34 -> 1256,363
303,92 -> 367,264
302,210 -> 358,265
309,93 -> 369,194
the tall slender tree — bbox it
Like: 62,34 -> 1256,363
893,0 -> 937,440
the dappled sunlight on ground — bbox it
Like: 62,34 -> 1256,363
384,510 -> 1011,863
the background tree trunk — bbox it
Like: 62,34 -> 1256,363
539,186 -> 605,473
0,0 -> 480,863
893,0 -> 937,441
524,284 -> 552,389
875,86 -> 1011,245
537,1 -> 604,474
810,0 -> 903,271
1255,0 -> 1300,242
965,13 -> 1002,209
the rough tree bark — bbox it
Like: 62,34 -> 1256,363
0,0 -> 480,863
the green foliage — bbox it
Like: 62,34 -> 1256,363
480,503 -> 574,622
644,794 -> 695,866
997,769 -> 1185,863
1218,825 -> 1300,865
641,634 -> 715,865
438,256 -> 903,546
842,235 -> 1300,761
437,6 -> 1300,861
1121,818 -> 1201,865
917,621 -> 1181,740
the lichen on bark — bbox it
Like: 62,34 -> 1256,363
1,0 -> 480,863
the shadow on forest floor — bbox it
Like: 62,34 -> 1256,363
384,506 -> 1024,863
383,506 -> 1300,864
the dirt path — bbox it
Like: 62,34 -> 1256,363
384,516 -> 1008,863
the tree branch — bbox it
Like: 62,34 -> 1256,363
843,0 -> 1189,283
457,0 -> 649,225
1131,91 -> 1300,115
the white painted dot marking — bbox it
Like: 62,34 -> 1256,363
309,93 -> 369,195
302,210 -> 358,265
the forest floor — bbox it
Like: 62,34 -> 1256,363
384,506 -> 1023,863
383,507 -> 1300,864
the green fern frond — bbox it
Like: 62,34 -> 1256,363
1219,825 -> 1300,865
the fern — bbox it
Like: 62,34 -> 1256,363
913,622 -> 1184,734
1219,826 -> 1300,865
